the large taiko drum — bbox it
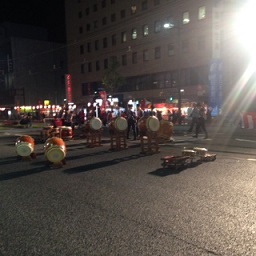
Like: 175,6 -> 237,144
44,137 -> 66,164
89,117 -> 102,131
15,135 -> 35,157
138,116 -> 160,134
60,126 -> 73,140
109,117 -> 128,132
158,120 -> 174,139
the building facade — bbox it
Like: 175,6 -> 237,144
65,0 -> 252,115
0,22 -> 67,108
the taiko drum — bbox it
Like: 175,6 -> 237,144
60,126 -> 73,140
44,137 -> 66,164
109,117 -> 128,132
138,116 -> 160,134
15,135 -> 35,157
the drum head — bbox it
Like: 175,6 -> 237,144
147,116 -> 160,132
90,117 -> 102,130
115,117 -> 128,131
16,143 -> 34,157
45,146 -> 66,163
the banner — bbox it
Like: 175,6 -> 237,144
65,74 -> 72,103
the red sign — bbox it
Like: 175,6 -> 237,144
65,74 -> 72,103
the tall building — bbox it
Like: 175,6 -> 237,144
65,0 -> 252,115
0,22 -> 67,108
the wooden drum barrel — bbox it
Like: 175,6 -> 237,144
15,135 -> 35,157
89,117 -> 102,131
158,120 -> 174,140
60,126 -> 73,140
138,116 -> 160,135
44,137 -> 66,164
109,117 -> 128,133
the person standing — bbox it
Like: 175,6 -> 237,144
187,103 -> 200,133
193,103 -> 208,139
126,105 -> 136,140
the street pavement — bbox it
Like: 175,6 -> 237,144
0,121 -> 256,255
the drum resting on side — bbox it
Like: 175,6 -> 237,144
15,135 -> 36,159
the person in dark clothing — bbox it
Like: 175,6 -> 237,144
126,105 -> 136,140
193,103 -> 208,139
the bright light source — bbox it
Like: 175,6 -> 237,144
233,0 -> 256,56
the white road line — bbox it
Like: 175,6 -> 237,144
236,138 -> 256,143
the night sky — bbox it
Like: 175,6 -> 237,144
0,0 -> 66,42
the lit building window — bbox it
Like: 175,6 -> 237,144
121,32 -> 127,43
131,28 -> 137,40
143,25 -> 149,36
183,11 -> 190,24
198,6 -> 206,20
131,5 -> 137,14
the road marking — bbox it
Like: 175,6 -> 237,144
247,158 -> 256,161
236,138 -> 256,143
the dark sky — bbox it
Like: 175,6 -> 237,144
0,0 -> 66,42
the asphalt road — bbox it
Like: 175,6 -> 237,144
0,125 -> 255,256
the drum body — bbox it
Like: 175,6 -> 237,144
158,120 -> 174,139
60,126 -> 73,140
89,117 -> 102,131
16,135 -> 35,157
193,147 -> 208,157
182,149 -> 196,157
44,137 -> 66,164
138,116 -> 160,134
109,117 -> 128,133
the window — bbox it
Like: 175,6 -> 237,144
155,46 -> 161,59
131,5 -> 137,14
80,45 -> 84,54
122,55 -> 127,66
142,0 -> 148,10
143,25 -> 149,36
95,40 -> 99,50
132,52 -> 138,64
79,26 -> 83,34
85,8 -> 90,15
154,20 -> 162,33
154,0 -> 160,5
168,43 -> 174,56
88,62 -> 92,72
104,59 -> 108,69
165,16 -> 175,29
120,9 -> 126,18
198,6 -> 206,20
101,0 -> 106,8
103,37 -> 108,48
183,11 -> 190,24
121,32 -> 127,43
81,63 -> 85,74
86,24 -> 91,31
112,34 -> 117,46
102,17 -> 107,26
93,4 -> 98,12
78,11 -> 82,19
87,42 -> 91,53
182,39 -> 189,52
198,36 -> 206,50
96,61 -> 100,71
111,0 -> 115,3
131,28 -> 137,40
143,50 -> 149,61
94,20 -> 98,29
111,13 -> 116,22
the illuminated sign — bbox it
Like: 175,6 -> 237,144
65,74 -> 73,103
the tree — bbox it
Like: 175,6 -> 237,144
102,60 -> 125,95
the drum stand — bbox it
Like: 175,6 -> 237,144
86,129 -> 102,147
140,131 -> 159,154
110,130 -> 127,150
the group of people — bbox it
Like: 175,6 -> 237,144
187,102 -> 208,139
